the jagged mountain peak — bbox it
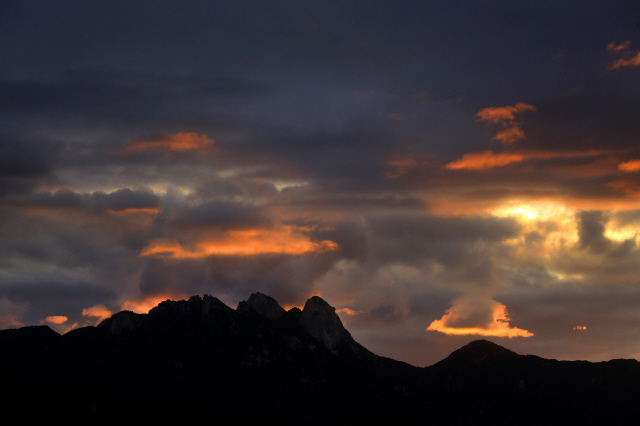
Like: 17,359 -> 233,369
94,292 -> 368,356
149,294 -> 233,317
237,292 -> 287,320
299,294 -> 364,355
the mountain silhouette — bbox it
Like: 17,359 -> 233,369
1,293 -> 639,424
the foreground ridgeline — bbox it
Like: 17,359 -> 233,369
2,294 -> 639,424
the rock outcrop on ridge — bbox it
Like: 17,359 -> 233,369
236,292 -> 286,320
299,296 -> 371,357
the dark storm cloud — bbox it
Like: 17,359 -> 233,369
0,275 -> 116,324
525,94 -> 640,151
297,214 -> 520,281
12,188 -> 159,213
138,258 -> 211,298
577,210 -> 612,253
206,253 -> 337,306
85,189 -> 159,212
613,209 -> 640,225
0,197 -> 150,282
407,289 -> 460,318
0,71 -> 268,124
3,0 -> 629,159
137,250 -> 339,307
170,200 -> 270,230
0,135 -> 54,196
369,215 -> 521,242
341,303 -> 408,330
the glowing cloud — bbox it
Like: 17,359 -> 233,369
427,297 -> 533,338
607,41 -> 631,52
140,226 -> 339,258
476,103 -> 536,145
121,296 -> 172,314
445,151 -> 525,170
122,131 -> 217,156
445,149 -> 614,171
82,304 -> 112,324
493,127 -> 525,145
608,53 -> 640,70
476,103 -> 536,123
0,314 -> 24,329
41,315 -> 68,325
607,41 -> 640,70
618,160 -> 640,172
336,308 -> 363,316
63,322 -> 79,334
383,154 -> 429,178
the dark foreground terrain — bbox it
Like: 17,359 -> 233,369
2,293 -> 639,424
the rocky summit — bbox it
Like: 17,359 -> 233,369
1,293 -> 640,424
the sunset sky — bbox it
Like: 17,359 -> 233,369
2,1 -> 640,366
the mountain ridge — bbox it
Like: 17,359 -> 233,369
1,293 -> 639,424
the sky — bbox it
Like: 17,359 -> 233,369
1,0 -> 640,366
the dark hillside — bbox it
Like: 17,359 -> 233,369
1,293 -> 639,424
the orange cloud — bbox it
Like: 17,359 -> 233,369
336,308 -> 363,316
607,179 -> 640,199
41,315 -> 68,325
121,295 -> 173,314
619,160 -> 640,172
427,298 -> 533,338
607,41 -> 640,70
607,41 -> 631,52
476,103 -> 537,124
140,226 -> 339,259
445,149 -> 614,171
476,103 -> 536,145
122,131 -> 217,156
608,53 -> 640,70
445,151 -> 525,170
0,314 -> 24,329
493,127 -> 525,145
383,154 -> 430,178
82,304 -> 112,324
62,322 -> 79,334
573,326 -> 587,330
